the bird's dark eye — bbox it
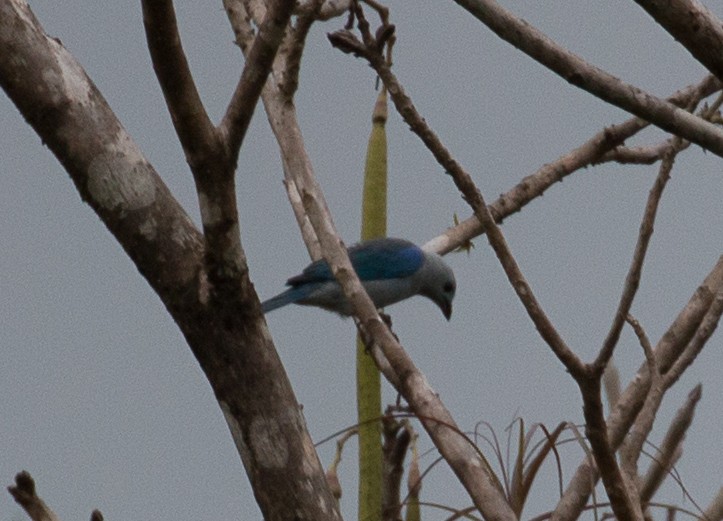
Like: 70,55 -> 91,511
444,282 -> 455,293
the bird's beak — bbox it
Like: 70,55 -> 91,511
441,301 -> 452,321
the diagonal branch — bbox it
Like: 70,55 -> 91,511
220,0 -> 296,157
553,256 -> 723,521
633,0 -> 723,82
423,76 -> 721,255
227,4 -> 517,520
141,0 -> 217,163
663,290 -> 723,388
1,2 -> 342,519
639,384 -> 702,505
593,143 -> 680,373
330,5 -> 585,379
453,0 -> 723,158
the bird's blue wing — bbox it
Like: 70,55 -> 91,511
350,238 -> 423,280
287,238 -> 423,286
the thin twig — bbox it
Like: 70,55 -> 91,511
620,314 -> 661,483
598,139 -> 691,165
423,76 -> 720,255
594,142 -> 680,373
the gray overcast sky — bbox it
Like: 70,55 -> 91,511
2,1 -> 721,520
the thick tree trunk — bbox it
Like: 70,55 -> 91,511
0,2 -> 340,519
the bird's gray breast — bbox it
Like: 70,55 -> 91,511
298,277 -> 420,315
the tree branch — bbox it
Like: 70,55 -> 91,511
552,256 -> 723,521
633,0 -> 723,82
453,0 -> 723,158
0,3 -> 340,519
620,314 -> 661,480
424,76 -> 720,255
639,385 -> 701,505
663,290 -> 723,388
8,471 -> 62,521
593,144 -> 680,373
141,0 -> 217,162
220,0 -> 296,155
578,377 -> 644,521
227,4 -> 516,519
330,5 -> 585,378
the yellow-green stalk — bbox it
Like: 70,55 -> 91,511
357,88 -> 388,521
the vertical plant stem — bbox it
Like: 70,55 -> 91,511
357,88 -> 388,521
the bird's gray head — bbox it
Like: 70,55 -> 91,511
419,252 -> 456,320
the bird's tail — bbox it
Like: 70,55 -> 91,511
261,286 -> 311,314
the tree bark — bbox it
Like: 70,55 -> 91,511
0,2 -> 340,519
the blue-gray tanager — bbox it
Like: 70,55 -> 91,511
262,237 -> 456,319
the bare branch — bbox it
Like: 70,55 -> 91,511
620,315 -> 662,483
281,7 -> 320,98
633,0 -> 723,81
142,0 -> 241,288
141,0 -> 217,161
639,385 -> 702,504
330,5 -> 586,380
7,471 -> 61,521
598,139 -> 691,165
703,487 -> 723,521
578,377 -> 645,521
453,0 -> 723,158
221,0 -> 296,154
594,144 -> 679,373
553,257 -> 723,521
599,92 -> 723,165
423,75 -> 721,256
663,291 -> 723,388
226,0 -> 328,261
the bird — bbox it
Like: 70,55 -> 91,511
261,237 -> 456,319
